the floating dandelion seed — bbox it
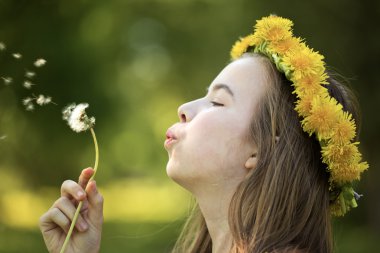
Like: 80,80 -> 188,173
2,76 -> 13,85
34,58 -> 46,67
0,42 -> 5,51
26,103 -> 35,111
25,70 -> 36,78
12,53 -> 22,59
0,135 -> 7,140
36,94 -> 52,105
22,94 -> 55,111
60,102 -> 99,253
23,97 -> 32,105
23,80 -> 35,89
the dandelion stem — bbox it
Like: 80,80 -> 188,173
90,128 -> 99,179
60,127 -> 99,253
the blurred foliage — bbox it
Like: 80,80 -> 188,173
0,0 -> 379,252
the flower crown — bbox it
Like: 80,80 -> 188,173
230,15 -> 368,216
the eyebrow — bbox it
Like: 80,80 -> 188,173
206,83 -> 234,97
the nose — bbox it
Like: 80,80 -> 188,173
177,102 -> 190,123
177,99 -> 200,123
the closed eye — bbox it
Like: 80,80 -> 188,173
211,101 -> 224,107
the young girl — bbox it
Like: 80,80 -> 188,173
39,15 -> 368,253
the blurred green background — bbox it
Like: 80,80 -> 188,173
0,0 -> 379,252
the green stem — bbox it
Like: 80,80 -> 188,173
60,128 -> 99,253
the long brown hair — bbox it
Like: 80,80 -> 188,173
171,53 -> 361,253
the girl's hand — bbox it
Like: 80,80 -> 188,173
39,168 -> 103,253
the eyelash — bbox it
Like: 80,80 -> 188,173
211,101 -> 224,107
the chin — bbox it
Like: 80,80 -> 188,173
166,160 -> 198,193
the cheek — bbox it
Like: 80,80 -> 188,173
183,110 -> 250,171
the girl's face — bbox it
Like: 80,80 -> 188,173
165,56 -> 268,193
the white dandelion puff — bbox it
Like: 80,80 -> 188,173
0,42 -> 5,51
2,76 -> 13,85
34,58 -> 46,67
62,103 -> 76,121
62,103 -> 95,132
25,71 -> 36,78
12,53 -> 22,59
23,80 -> 35,89
0,135 -> 7,140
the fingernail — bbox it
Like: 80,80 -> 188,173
77,191 -> 84,198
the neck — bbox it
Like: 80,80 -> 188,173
193,181 -> 240,253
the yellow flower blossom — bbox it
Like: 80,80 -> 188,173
268,37 -> 304,56
329,161 -> 368,184
322,142 -> 360,166
301,95 -> 342,140
330,111 -> 357,144
294,92 -> 314,117
253,15 -> 293,43
230,35 -> 255,60
292,73 -> 329,97
322,141 -> 368,184
282,47 -> 326,80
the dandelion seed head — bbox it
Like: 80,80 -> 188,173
23,80 -> 35,89
2,77 -> 13,85
25,71 -> 36,78
0,135 -> 7,140
62,103 -> 76,121
34,58 -> 46,67
0,42 -> 5,51
62,103 -> 95,133
12,53 -> 22,59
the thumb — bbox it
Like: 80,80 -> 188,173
85,180 -> 104,229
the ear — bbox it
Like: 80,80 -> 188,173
244,153 -> 257,170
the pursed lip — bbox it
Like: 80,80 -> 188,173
164,128 -> 178,149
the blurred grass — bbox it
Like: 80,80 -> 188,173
0,221 -> 183,253
0,221 -> 378,253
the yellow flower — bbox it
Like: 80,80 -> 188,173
322,142 -> 360,166
322,142 -> 368,184
230,35 -> 255,60
267,37 -> 304,56
294,92 -> 314,117
330,111 -> 357,144
301,95 -> 342,140
282,47 -> 326,80
292,73 -> 328,97
329,161 -> 368,184
253,15 -> 293,43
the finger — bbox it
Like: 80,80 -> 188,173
61,180 -> 86,201
78,167 -> 95,189
53,197 -> 88,232
40,207 -> 70,234
86,180 -> 104,228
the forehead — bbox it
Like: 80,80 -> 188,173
210,56 -> 268,103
